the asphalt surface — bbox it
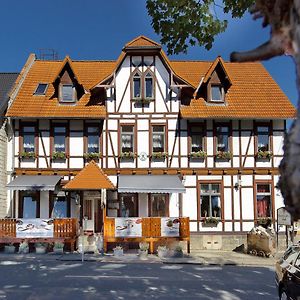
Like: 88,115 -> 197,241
0,256 -> 277,300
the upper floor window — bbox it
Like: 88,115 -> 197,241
152,125 -> 165,153
86,126 -> 100,153
216,125 -> 229,152
257,126 -> 270,152
145,72 -> 154,99
200,183 -> 221,218
60,84 -> 76,103
34,83 -> 48,95
121,125 -> 134,153
256,183 -> 272,218
22,125 -> 35,153
53,126 -> 66,153
190,125 -> 204,152
211,84 -> 224,102
133,73 -> 142,99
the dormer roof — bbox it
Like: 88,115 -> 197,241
123,35 -> 162,51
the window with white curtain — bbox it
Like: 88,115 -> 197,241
87,126 -> 99,153
23,125 -> 35,153
216,125 -> 229,152
190,125 -> 204,152
152,125 -> 165,152
54,126 -> 66,152
121,125 -> 134,153
257,126 -> 270,152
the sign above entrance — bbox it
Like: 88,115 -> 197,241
16,218 -> 54,238
115,218 -> 142,237
277,207 -> 292,226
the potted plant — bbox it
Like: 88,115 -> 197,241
171,243 -> 184,258
202,217 -> 220,227
119,151 -> 136,160
4,243 -> 15,254
138,242 -> 149,259
151,152 -> 168,160
215,151 -> 232,160
19,151 -> 36,159
18,241 -> 29,254
257,217 -> 272,227
35,242 -> 47,254
53,242 -> 64,254
256,150 -> 273,160
52,151 -> 66,160
157,245 -> 168,258
83,152 -> 101,161
113,245 -> 123,256
189,150 -> 207,159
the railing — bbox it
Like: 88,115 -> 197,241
0,218 -> 77,239
104,217 -> 190,253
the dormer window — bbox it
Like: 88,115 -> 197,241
60,84 -> 76,103
145,73 -> 154,99
133,73 -> 141,99
34,83 -> 48,95
211,85 -> 224,102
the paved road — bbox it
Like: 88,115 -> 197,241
0,257 -> 277,300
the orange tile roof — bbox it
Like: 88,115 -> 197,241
6,36 -> 296,119
6,59 -> 115,118
124,35 -> 161,48
63,161 -> 115,190
174,61 -> 296,119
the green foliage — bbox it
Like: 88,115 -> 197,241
146,0 -> 254,54
189,150 -> 207,158
83,152 -> 101,160
151,151 -> 168,159
19,151 -> 35,159
52,151 -> 66,160
256,150 -> 273,159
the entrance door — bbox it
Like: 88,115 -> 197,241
83,191 -> 102,232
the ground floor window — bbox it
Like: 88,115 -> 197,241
256,183 -> 272,218
119,194 -> 138,217
50,193 -> 70,218
200,183 -> 221,218
19,191 -> 40,218
150,194 -> 169,217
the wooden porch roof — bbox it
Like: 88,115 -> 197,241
63,161 -> 115,190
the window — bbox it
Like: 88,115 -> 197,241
190,125 -> 204,152
53,126 -> 66,153
216,125 -> 229,152
145,73 -> 154,99
133,73 -> 141,99
151,194 -> 168,217
200,183 -> 221,218
87,126 -> 99,153
256,183 -> 272,218
121,125 -> 134,153
211,85 -> 223,102
257,126 -> 270,152
19,191 -> 39,218
22,125 -> 35,153
119,194 -> 138,217
51,195 -> 69,218
60,84 -> 75,102
152,125 -> 165,153
34,83 -> 48,95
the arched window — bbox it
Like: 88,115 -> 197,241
132,72 -> 141,99
144,72 -> 154,99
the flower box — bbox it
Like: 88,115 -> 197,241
19,151 -> 36,159
83,152 -> 101,161
113,246 -> 123,257
202,217 -> 220,227
119,151 -> 136,160
151,152 -> 168,160
215,151 -> 232,160
189,151 -> 207,159
256,151 -> 273,160
132,98 -> 153,105
52,151 -> 66,160
4,245 -> 15,254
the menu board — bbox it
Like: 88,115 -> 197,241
16,218 -> 54,238
161,217 -> 180,237
115,218 -> 142,237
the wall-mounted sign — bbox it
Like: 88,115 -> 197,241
161,217 -> 180,237
16,219 -> 54,238
277,207 -> 292,226
115,218 -> 142,237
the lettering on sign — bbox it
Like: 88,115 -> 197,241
16,219 -> 54,238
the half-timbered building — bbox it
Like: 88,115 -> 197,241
3,36 -> 296,250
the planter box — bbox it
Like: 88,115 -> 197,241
53,248 -> 64,255
4,245 -> 15,254
157,249 -> 168,258
113,249 -> 123,257
138,249 -> 148,260
35,247 -> 47,254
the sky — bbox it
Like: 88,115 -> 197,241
0,0 -> 297,109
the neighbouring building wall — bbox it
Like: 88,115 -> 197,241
0,118 -> 7,217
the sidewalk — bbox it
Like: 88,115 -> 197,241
0,250 -> 279,267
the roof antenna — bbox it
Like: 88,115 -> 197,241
38,49 -> 59,60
